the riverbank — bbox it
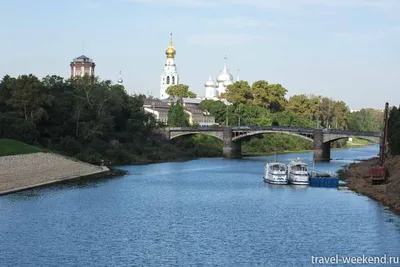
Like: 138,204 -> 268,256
343,155 -> 400,214
0,152 -> 126,196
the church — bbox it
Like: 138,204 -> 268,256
159,34 -> 238,102
204,56 -> 238,100
143,34 -> 216,126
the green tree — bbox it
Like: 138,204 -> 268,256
167,101 -> 190,127
348,109 -> 382,132
388,106 -> 400,155
331,101 -> 349,129
252,80 -> 288,111
220,81 -> 253,104
166,84 -> 196,100
199,99 -> 227,125
7,74 -> 53,122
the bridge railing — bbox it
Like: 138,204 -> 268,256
166,126 -> 381,137
231,126 -> 315,133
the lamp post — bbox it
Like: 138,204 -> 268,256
238,104 -> 241,129
226,104 -> 228,126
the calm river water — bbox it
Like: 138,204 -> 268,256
1,145 -> 400,266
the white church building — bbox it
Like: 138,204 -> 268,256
158,35 -> 238,103
205,57 -> 238,100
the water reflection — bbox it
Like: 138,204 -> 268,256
4,174 -> 125,201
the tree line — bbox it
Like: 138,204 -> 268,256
165,81 -> 384,132
0,75 -> 214,164
0,74 -> 389,165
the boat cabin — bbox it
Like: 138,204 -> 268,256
289,163 -> 308,172
269,163 -> 287,172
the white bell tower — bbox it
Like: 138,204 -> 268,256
160,33 -> 179,99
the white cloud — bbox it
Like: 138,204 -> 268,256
186,34 -> 265,45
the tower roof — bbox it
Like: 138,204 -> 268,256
117,70 -> 123,84
205,76 -> 216,87
165,33 -> 176,58
77,55 -> 89,59
216,56 -> 233,82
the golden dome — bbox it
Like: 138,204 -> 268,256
165,33 -> 176,58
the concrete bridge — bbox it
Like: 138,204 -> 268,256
162,126 -> 382,161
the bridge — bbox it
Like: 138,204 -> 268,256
161,126 -> 382,161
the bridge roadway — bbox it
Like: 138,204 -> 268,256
162,126 -> 382,161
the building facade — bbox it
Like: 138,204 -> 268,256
143,98 -> 215,126
70,55 -> 95,78
160,34 -> 179,99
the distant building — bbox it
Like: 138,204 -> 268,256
143,99 -> 169,124
160,33 -> 179,99
70,55 -> 95,78
204,56 -> 237,100
143,98 -> 215,126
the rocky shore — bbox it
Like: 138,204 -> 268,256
0,152 -> 124,196
344,155 -> 400,214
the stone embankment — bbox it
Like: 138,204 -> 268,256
345,155 -> 400,214
0,152 -> 113,195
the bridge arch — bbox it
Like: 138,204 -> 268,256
323,135 -> 380,144
232,130 -> 314,143
169,131 -> 223,141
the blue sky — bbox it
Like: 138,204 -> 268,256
0,0 -> 399,109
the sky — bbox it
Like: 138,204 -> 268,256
0,0 -> 399,110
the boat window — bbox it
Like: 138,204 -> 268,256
291,164 -> 308,171
270,164 -> 286,171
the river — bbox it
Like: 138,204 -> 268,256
0,145 -> 399,266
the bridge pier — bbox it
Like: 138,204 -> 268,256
313,131 -> 331,161
223,127 -> 241,158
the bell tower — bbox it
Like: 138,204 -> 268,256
160,33 -> 179,99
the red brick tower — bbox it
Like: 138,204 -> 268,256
70,55 -> 95,78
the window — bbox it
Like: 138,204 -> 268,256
166,76 -> 170,84
172,76 -> 175,84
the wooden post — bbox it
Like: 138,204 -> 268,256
379,102 -> 389,166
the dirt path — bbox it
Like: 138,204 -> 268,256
0,152 -> 110,195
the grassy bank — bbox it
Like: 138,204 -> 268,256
0,139 -> 42,157
346,137 -> 373,147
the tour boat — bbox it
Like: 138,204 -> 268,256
287,158 -> 310,185
264,162 -> 288,185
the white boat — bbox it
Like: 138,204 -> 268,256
287,158 -> 309,185
264,162 -> 288,185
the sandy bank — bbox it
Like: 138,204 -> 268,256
345,155 -> 400,214
0,152 -> 113,195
